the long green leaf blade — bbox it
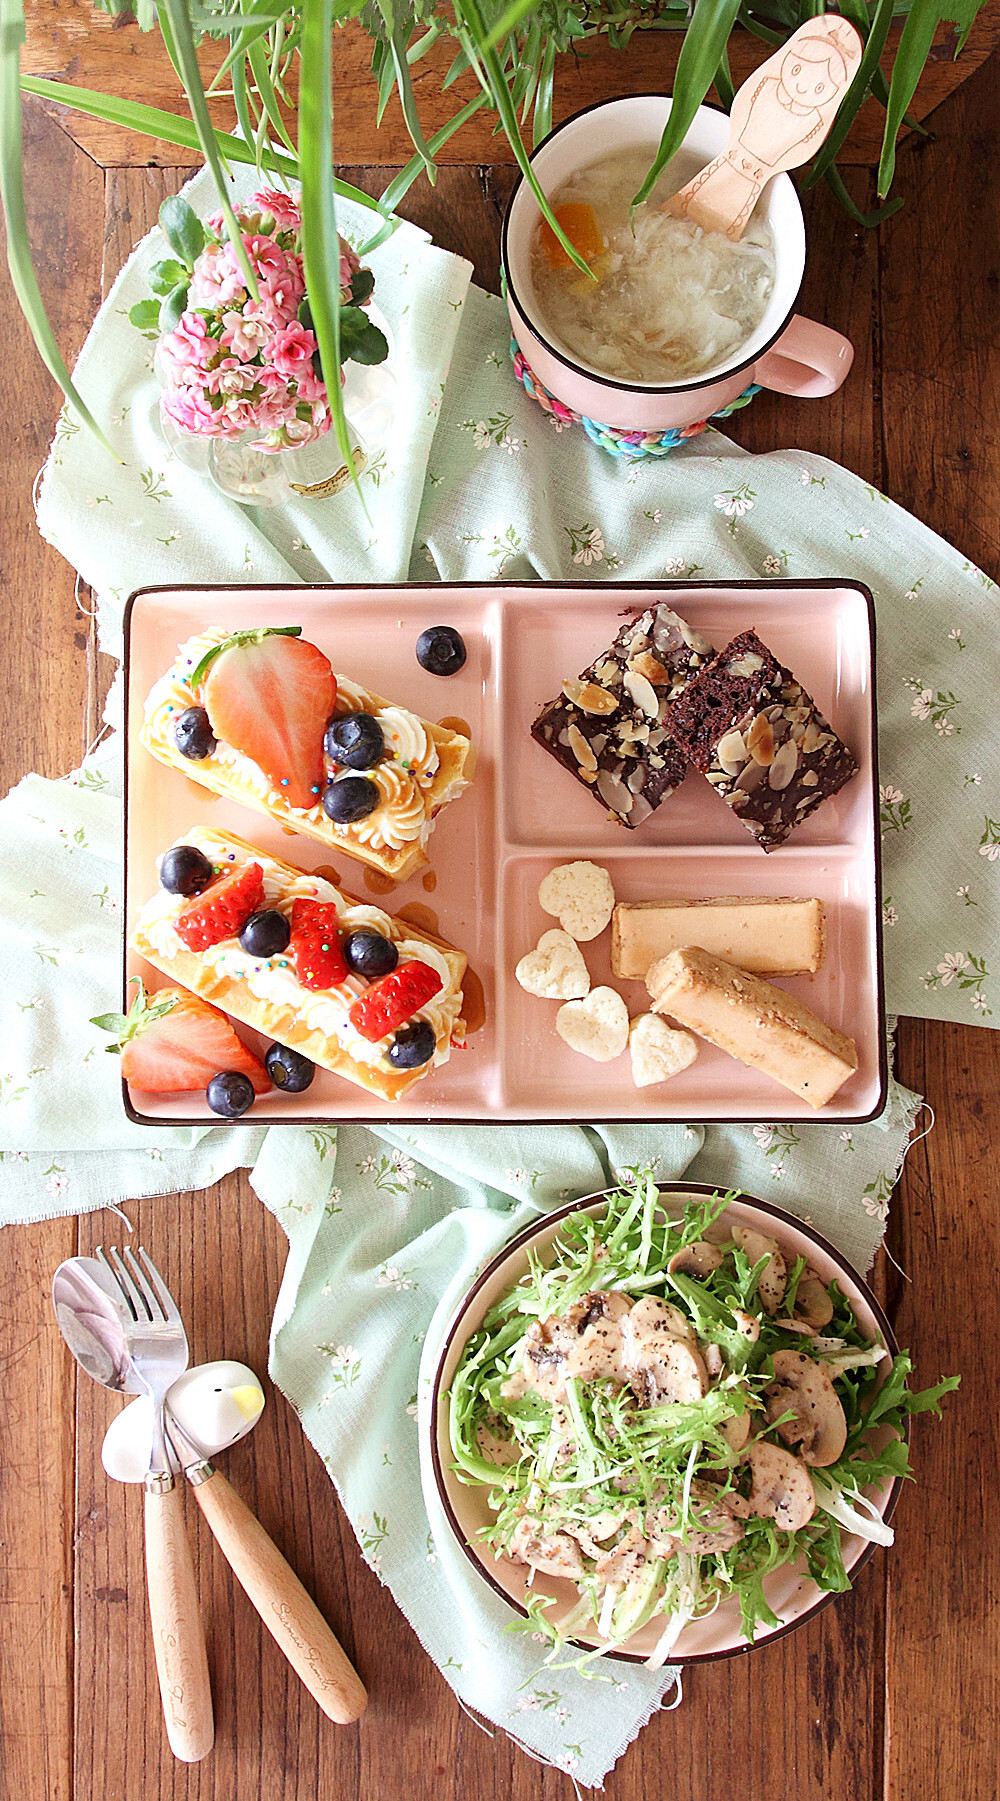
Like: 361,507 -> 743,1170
0,1 -> 119,456
803,0 -> 896,190
19,76 -> 388,216
298,0 -> 359,492
632,0 -> 743,209
159,0 -> 259,292
877,0 -> 942,197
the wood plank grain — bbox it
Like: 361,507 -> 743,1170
23,0 -> 1000,170
0,100 -> 106,1801
879,51 -> 1000,1801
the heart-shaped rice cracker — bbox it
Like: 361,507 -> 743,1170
629,1013 -> 699,1088
538,860 -> 615,942
515,929 -> 591,1000
556,986 -> 629,1062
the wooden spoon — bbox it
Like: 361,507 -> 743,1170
667,15 -> 863,241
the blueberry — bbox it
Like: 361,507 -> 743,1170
159,844 -> 214,896
416,625 -> 467,677
206,1071 -> 256,1118
343,929 -> 399,978
239,909 -> 291,957
387,1020 -> 436,1069
174,705 -> 217,760
265,1042 -> 316,1093
322,775 -> 380,823
325,711 -> 384,770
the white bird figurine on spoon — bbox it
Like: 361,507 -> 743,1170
668,15 -> 863,241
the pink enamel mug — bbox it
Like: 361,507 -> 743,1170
501,94 -> 854,432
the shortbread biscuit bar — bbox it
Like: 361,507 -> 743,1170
646,946 -> 857,1109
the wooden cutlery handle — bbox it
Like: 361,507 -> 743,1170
191,1469 -> 367,1724
143,1485 -> 215,1762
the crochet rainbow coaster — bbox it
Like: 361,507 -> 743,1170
510,341 -> 760,462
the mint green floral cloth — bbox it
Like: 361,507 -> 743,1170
1,161 -> 993,1783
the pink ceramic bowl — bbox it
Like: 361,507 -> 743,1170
430,1183 -> 902,1663
501,96 -> 854,431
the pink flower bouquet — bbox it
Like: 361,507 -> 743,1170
131,190 -> 387,452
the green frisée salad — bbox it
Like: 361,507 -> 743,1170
448,1177 -> 958,1668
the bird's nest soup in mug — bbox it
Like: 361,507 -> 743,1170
530,149 -> 777,385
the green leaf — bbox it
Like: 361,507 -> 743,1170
299,0 -> 361,496
877,0 -> 943,198
128,298 -> 162,332
158,282 -> 190,334
148,256 -> 189,296
158,0 -> 260,296
90,979 -> 178,1051
349,267 -> 375,306
0,0 -> 120,460
338,305 -> 389,365
803,0 -> 897,191
823,163 -> 904,226
632,0 -> 743,209
190,625 -> 302,689
158,195 -> 205,269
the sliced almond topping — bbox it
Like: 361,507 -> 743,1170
746,711 -> 775,766
563,678 -> 619,716
567,723 -> 598,771
623,669 -> 660,720
628,650 -> 669,685
716,728 -> 749,776
768,737 -> 799,789
727,652 -> 765,678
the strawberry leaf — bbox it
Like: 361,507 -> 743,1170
90,978 -> 178,1051
190,625 -> 303,691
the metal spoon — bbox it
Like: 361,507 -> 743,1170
52,1254 -> 215,1763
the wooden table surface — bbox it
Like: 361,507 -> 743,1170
3,37 -> 1000,1801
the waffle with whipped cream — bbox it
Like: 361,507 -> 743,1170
130,826 -> 468,1102
140,631 -> 473,883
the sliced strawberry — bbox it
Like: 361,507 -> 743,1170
175,861 -> 265,952
93,983 -> 270,1096
348,959 -> 442,1043
289,899 -> 348,990
199,628 -> 336,810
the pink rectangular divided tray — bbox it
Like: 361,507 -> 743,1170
124,582 -> 885,1126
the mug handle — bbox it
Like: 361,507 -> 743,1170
753,314 -> 854,399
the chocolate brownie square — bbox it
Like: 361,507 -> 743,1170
663,629 -> 858,851
531,605 -> 715,828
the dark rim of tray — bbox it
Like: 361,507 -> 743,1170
121,580 -> 887,1128
500,95 -> 802,398
429,1181 -> 905,1665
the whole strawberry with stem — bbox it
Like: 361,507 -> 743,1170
193,627 -> 336,810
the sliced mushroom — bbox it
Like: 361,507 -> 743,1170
703,1341 -> 725,1380
737,1439 -> 816,1530
763,1349 -> 847,1467
732,1225 -> 787,1314
520,1290 -> 632,1399
623,1294 -> 696,1354
732,1308 -> 760,1342
719,1407 -> 752,1452
510,1518 -> 586,1579
595,1525 -> 650,1585
771,1317 -> 816,1337
794,1274 -> 835,1330
668,1240 -> 724,1278
628,1335 -> 708,1408
475,1416 -> 521,1467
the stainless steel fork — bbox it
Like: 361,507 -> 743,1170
99,1247 -> 214,1762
